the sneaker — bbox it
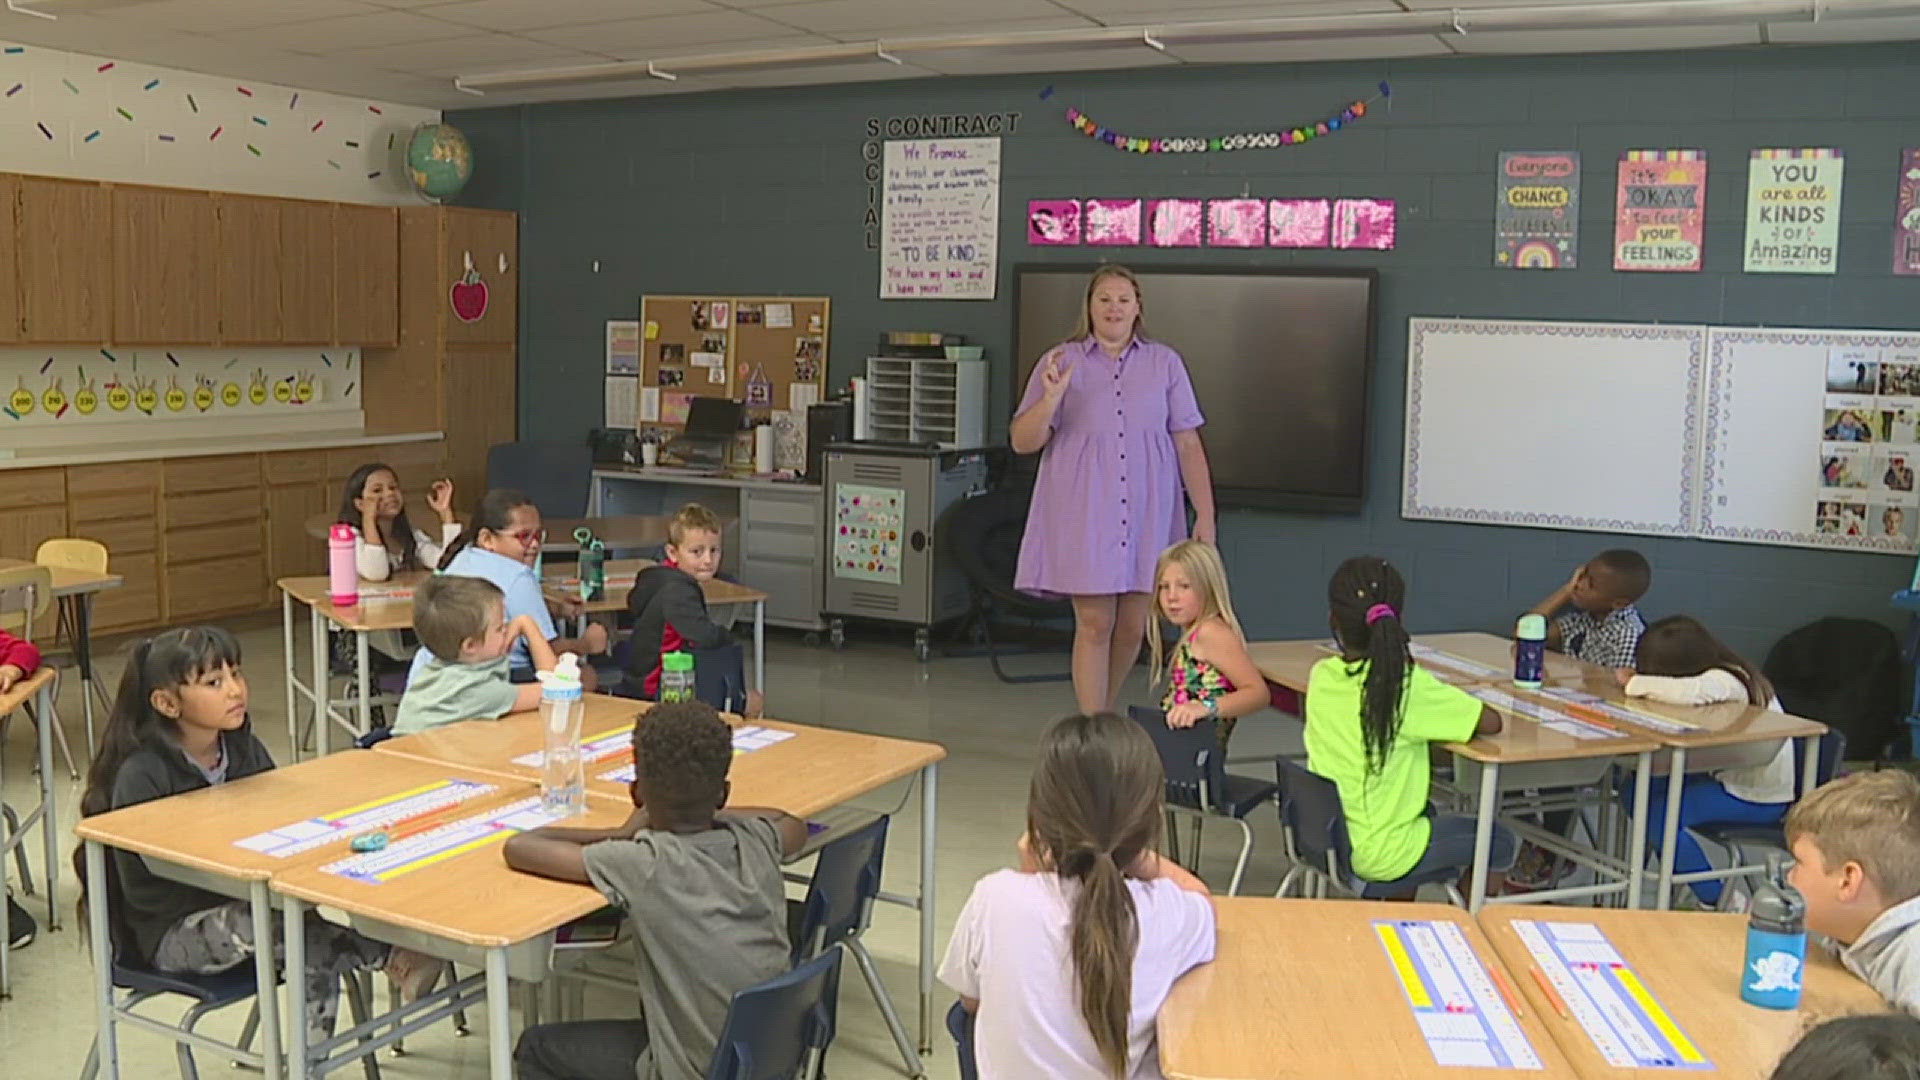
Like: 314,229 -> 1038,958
1506,843 -> 1571,891
7,893 -> 36,949
384,947 -> 448,1003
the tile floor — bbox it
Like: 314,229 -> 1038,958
0,616 -> 1301,1079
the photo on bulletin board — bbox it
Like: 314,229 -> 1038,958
639,293 -> 832,439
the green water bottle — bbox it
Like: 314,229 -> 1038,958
659,650 -> 696,704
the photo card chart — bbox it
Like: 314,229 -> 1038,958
1700,327 -> 1920,553
1374,919 -> 1543,1070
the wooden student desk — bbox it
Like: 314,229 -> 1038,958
277,573 -> 425,758
73,750 -> 530,1079
1159,897 -> 1579,1079
300,513 -> 726,556
0,667 -> 59,996
1478,906 -> 1889,1079
373,693 -> 951,1054
1250,638 -> 1661,911
0,555 -> 123,758
541,558 -> 773,693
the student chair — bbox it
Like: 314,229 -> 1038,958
936,485 -> 1073,684
485,441 -> 593,518
34,537 -> 112,758
1127,707 -> 1277,896
787,815 -> 922,1079
1273,758 -> 1468,906
703,946 -> 843,1080
946,1000 -> 979,1080
0,562 -> 79,781
1688,730 -> 1848,910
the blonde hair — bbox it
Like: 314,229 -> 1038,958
1072,264 -> 1148,343
1785,770 -> 1920,902
413,574 -> 504,662
1148,540 -> 1244,687
668,502 -> 723,547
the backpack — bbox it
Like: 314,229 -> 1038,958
1762,618 -> 1906,761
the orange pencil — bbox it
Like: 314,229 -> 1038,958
1488,965 -> 1525,1019
382,806 -> 468,845
1529,965 -> 1572,1020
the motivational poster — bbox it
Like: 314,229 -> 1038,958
1744,148 -> 1843,274
1495,150 -> 1579,269
1895,149 -> 1920,276
881,137 -> 1000,299
1614,150 -> 1706,272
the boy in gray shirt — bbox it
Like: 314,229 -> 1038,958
505,700 -> 805,1080
1786,769 -> 1920,1015
394,575 -> 557,735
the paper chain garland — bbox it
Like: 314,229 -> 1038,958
1044,80 -> 1389,153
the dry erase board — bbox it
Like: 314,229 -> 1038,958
1402,318 -> 1705,537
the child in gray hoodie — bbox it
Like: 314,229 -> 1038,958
1785,769 -> 1920,1015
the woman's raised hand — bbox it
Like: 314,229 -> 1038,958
1039,348 -> 1073,401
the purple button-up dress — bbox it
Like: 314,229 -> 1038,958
1015,336 -> 1205,598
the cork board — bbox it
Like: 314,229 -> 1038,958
638,294 -> 830,431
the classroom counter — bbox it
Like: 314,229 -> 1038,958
0,428 -> 442,470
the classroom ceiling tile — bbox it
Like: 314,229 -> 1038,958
712,59 -> 938,88
1446,24 -> 1761,54
34,0 -> 383,34
343,33 -> 596,75
1164,33 -> 1452,63
210,9 -> 476,54
409,0 -> 716,33
910,43 -> 1179,76
1052,0 -> 1398,18
755,0 -> 1096,39
1765,13 -> 1920,43
518,8 -> 817,52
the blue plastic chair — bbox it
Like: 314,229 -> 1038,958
485,441 -> 593,518
1691,729 -> 1848,908
946,1000 -> 978,1080
1128,707 -> 1276,895
1273,757 -> 1468,905
787,816 -> 921,1078
703,946 -> 843,1080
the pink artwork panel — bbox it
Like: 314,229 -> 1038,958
1147,199 -> 1203,247
1027,199 -> 1081,245
1332,198 -> 1397,250
1268,198 -> 1332,248
1084,198 -> 1142,246
1207,199 -> 1267,247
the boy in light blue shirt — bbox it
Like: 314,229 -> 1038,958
395,575 -> 558,735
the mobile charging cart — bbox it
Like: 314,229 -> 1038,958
821,442 -> 989,660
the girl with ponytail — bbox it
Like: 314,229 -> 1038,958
940,712 -> 1215,1078
1304,557 -> 1513,892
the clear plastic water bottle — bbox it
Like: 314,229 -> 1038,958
1742,852 -> 1807,1010
537,653 -> 585,818
659,650 -> 695,704
1514,613 -> 1546,689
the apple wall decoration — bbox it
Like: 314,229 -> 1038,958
451,248 -> 490,324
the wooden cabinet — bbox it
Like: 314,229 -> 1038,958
0,175 -> 18,343
18,176 -> 110,342
443,208 -> 517,346
280,200 -> 336,344
215,194 -> 283,344
113,185 -> 218,344
443,345 -> 517,499
264,474 -> 328,586
162,455 -> 265,614
335,204 -> 399,346
0,467 -> 67,562
67,462 -> 160,632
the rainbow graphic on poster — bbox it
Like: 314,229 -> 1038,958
1496,150 -> 1579,269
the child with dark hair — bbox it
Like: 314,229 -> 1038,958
335,463 -> 458,581
941,712 -> 1214,1078
1306,556 -> 1510,892
1528,548 -> 1652,670
1772,1014 -> 1920,1080
505,701 -> 805,1080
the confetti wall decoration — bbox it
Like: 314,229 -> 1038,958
0,38 -> 435,203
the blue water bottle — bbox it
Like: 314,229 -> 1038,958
1742,852 -> 1807,1010
1514,614 -> 1546,689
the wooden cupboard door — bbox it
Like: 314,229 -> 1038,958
91,552 -> 159,633
280,201 -> 335,344
335,204 -> 398,346
0,174 -> 18,343
443,208 -> 517,345
0,505 -> 67,562
19,177 -> 110,342
215,194 -> 283,344
266,482 -> 328,585
113,185 -> 218,344
442,345 -> 516,499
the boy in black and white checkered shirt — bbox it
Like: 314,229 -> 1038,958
1528,549 -> 1651,670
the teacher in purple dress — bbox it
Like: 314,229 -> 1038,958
1010,264 -> 1218,715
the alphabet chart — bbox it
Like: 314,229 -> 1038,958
1410,643 -> 1505,682
1470,688 -> 1619,741
1513,920 -> 1710,1070
598,726 -> 795,783
512,727 -> 635,769
1374,919 -> 1543,1070
319,797 -> 574,885
1535,688 -> 1701,735
233,778 -> 497,859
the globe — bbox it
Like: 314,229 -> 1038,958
406,123 -> 472,202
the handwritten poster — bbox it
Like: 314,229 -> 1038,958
1495,150 -> 1579,269
1614,150 -> 1706,272
1745,148 -> 1843,274
1895,149 -> 1920,276
881,138 -> 1000,300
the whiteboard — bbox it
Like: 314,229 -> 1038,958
1699,327 -> 1920,554
1403,318 -> 1706,537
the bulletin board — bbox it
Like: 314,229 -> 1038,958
638,294 -> 830,430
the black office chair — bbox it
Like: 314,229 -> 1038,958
1128,707 -> 1276,896
703,947 -> 843,1080
485,441 -> 593,517
1274,757 -> 1469,905
947,1000 -> 978,1080
938,485 -> 1072,684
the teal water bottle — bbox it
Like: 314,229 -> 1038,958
659,650 -> 696,704
1741,852 -> 1807,1010
1515,614 -> 1547,689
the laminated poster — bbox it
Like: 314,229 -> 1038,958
1894,149 -> 1920,276
1745,149 -> 1843,274
1614,151 -> 1706,272
1495,150 -> 1579,269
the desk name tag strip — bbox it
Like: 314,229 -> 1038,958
1535,689 -> 1702,735
319,797 -> 573,884
512,727 -> 635,769
1513,920 -> 1709,1070
1374,919 -> 1543,1070
1410,644 -> 1505,682
233,779 -> 498,859
600,725 -> 795,784
1470,688 -> 1619,741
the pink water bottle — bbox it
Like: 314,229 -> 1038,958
328,523 -> 359,607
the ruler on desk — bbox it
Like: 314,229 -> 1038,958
233,779 -> 497,859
